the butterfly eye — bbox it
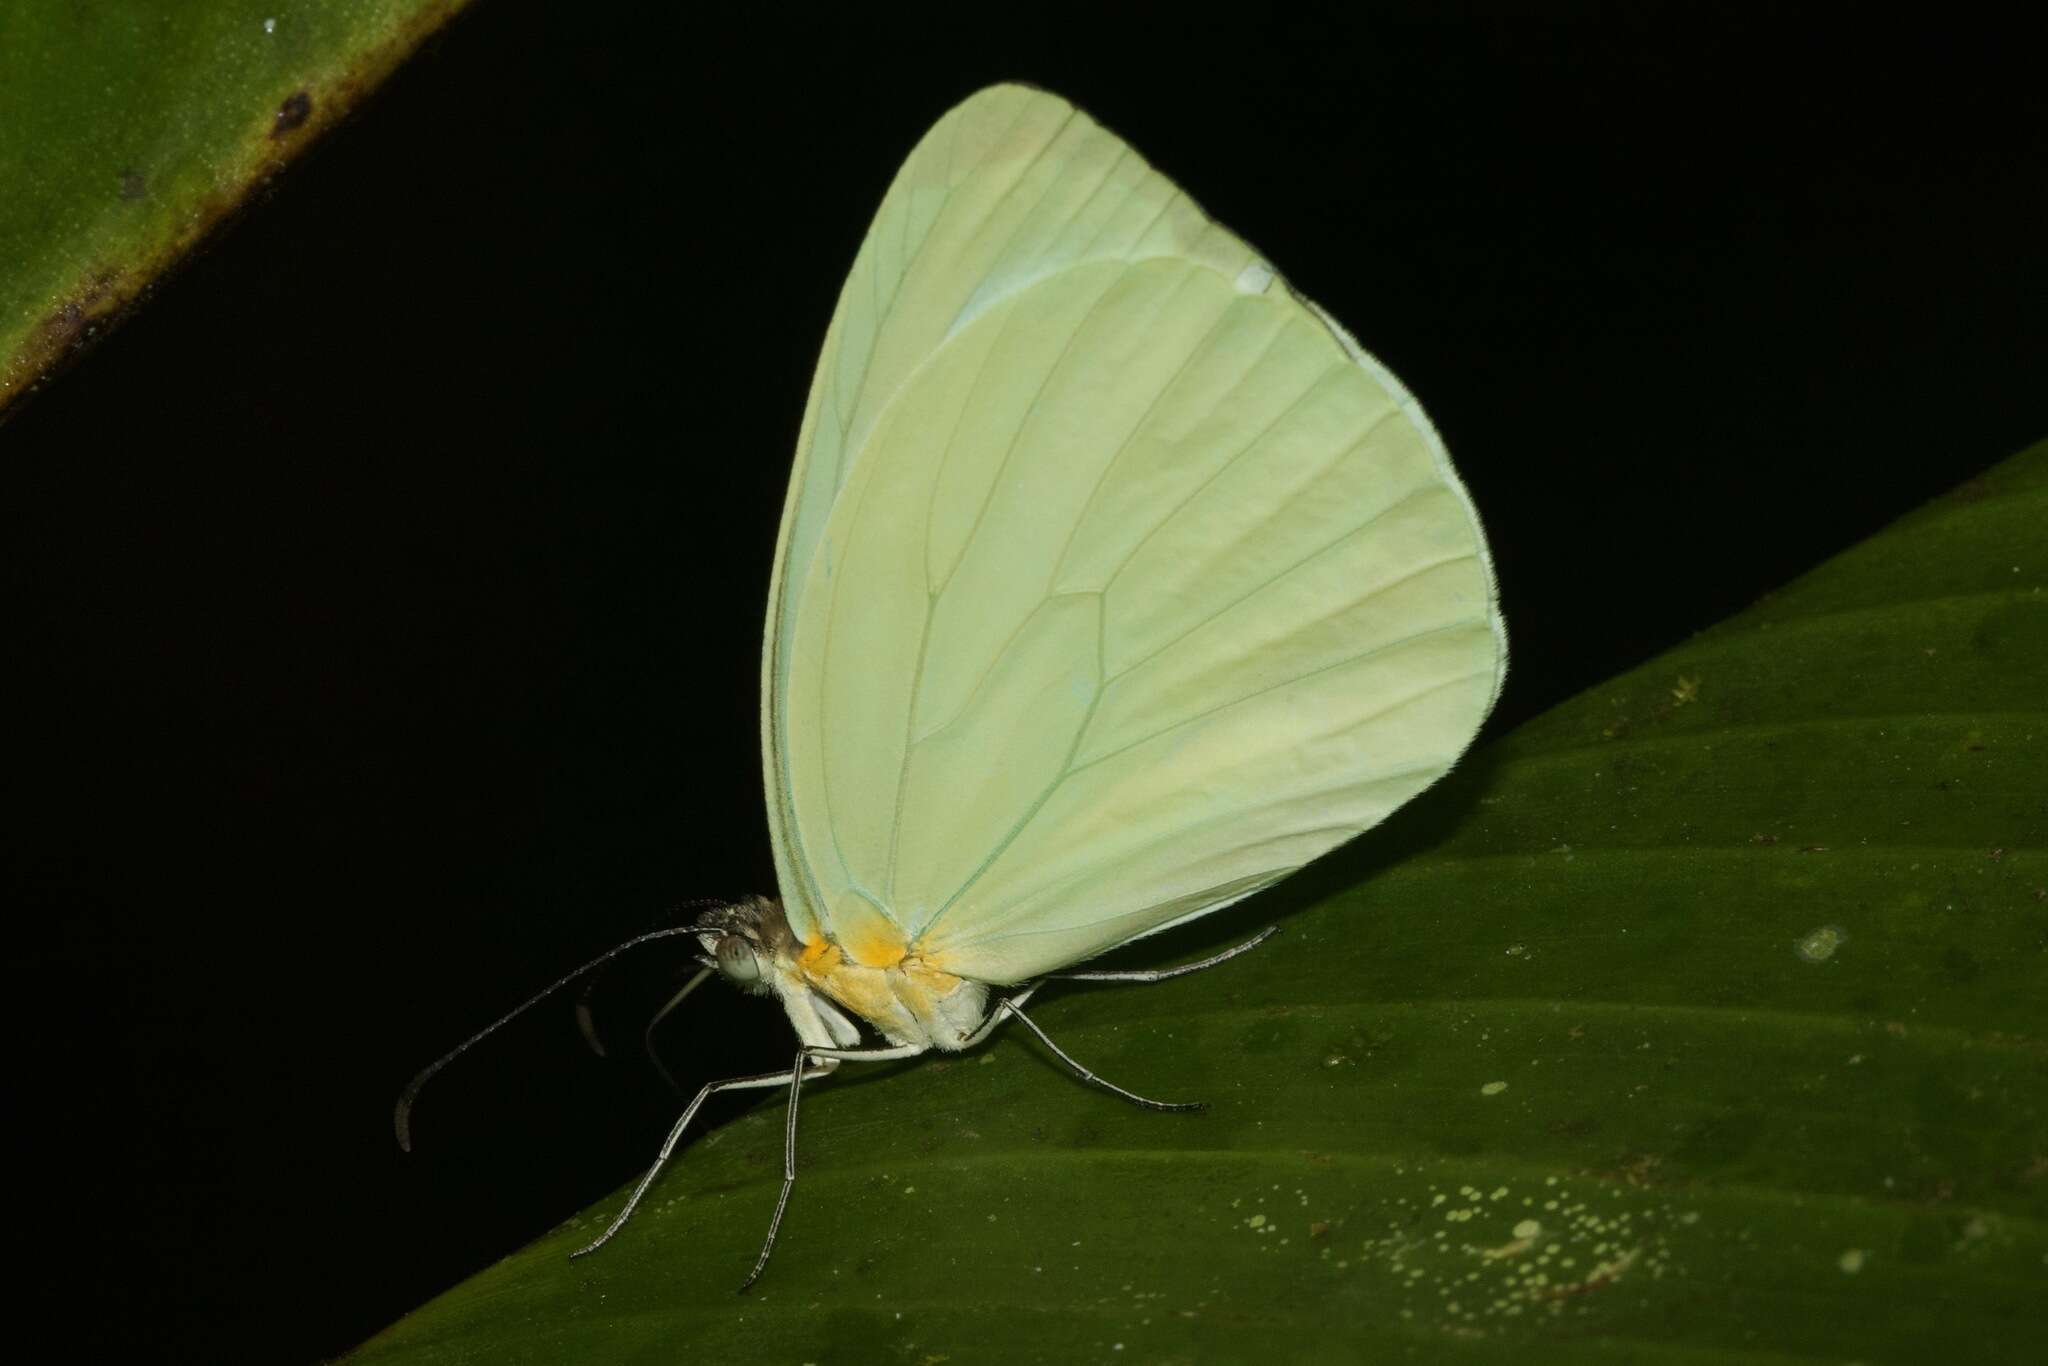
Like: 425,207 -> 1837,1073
715,935 -> 761,985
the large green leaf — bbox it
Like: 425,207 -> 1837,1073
0,0 -> 472,415
349,442 -> 2047,1364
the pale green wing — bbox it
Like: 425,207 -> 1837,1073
761,84 -> 1506,983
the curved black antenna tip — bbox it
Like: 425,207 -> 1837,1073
394,1071 -> 430,1152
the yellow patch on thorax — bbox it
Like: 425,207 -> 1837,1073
797,937 -> 839,972
796,946 -> 898,1033
844,930 -> 907,969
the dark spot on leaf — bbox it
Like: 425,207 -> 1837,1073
1941,946 -> 1982,984
1971,600 -> 2048,666
34,272 -> 120,358
1615,1152 -> 1664,1186
1671,1107 -> 1763,1166
1797,845 -> 1829,854
1898,1214 -> 1948,1263
1751,833 -> 1779,845
1436,1128 -> 1483,1156
273,91 -> 313,137
117,170 -> 146,201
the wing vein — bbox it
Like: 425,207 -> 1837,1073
930,272 -> 1123,600
1096,356 -> 1347,602
942,106 -> 1082,337
1072,145 -> 1137,252
883,267 -> 1125,909
831,96 -> 1045,492
910,591 -> 1103,747
881,589 -> 943,902
921,296 -> 1023,593
1103,450 -> 1427,687
918,654 -> 1109,940
1070,607 -> 1486,780
1045,269 -> 1241,588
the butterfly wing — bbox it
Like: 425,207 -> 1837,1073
761,84 -> 1505,984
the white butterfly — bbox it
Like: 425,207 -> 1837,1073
400,83 -> 1505,1288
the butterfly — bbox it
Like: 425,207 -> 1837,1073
399,82 -> 1505,1289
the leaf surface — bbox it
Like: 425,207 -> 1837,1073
352,441 -> 2048,1364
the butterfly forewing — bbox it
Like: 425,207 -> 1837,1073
762,85 -> 1505,985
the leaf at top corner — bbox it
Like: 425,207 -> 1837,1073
0,0 -> 475,417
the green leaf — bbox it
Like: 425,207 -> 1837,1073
0,0 -> 472,415
351,442 -> 2048,1364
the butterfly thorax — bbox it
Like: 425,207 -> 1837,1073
785,933 -> 990,1052
710,895 -> 989,1052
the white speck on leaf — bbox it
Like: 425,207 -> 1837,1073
1798,925 -> 1847,962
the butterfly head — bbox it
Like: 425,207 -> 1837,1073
691,894 -> 796,997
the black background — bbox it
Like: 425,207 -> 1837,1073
5,5 -> 2043,1362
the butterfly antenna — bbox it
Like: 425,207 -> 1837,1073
394,922 -> 717,1152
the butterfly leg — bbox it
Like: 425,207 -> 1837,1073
956,983 -> 1038,1049
571,1059 -> 831,1260
996,998 -> 1204,1113
1050,925 -> 1278,983
740,1039 -> 927,1292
